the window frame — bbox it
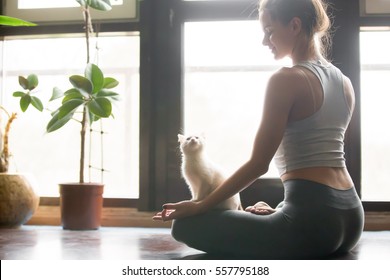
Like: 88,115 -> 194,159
0,0 -> 141,209
360,0 -> 390,16
2,0 -> 139,23
358,9 -> 390,210
138,0 -> 274,211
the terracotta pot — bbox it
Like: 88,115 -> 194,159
59,183 -> 104,230
0,173 -> 40,228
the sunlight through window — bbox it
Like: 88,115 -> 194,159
184,21 -> 291,177
360,29 -> 390,201
18,0 -> 123,9
0,33 -> 140,198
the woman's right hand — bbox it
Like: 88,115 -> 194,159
153,200 -> 202,221
245,201 -> 276,215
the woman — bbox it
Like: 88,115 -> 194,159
154,0 -> 364,259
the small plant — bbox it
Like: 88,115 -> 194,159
46,0 -> 119,183
0,75 -> 43,172
0,10 -> 38,173
13,74 -> 44,112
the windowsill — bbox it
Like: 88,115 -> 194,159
26,206 -> 171,228
364,211 -> 390,231
27,206 -> 390,230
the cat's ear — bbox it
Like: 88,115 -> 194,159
178,134 -> 185,143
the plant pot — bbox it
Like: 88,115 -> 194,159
0,173 -> 40,228
59,183 -> 104,230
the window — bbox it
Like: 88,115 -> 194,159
0,33 -> 140,198
3,0 -> 139,23
17,0 -> 123,9
360,28 -> 390,201
360,0 -> 390,15
184,20 -> 291,177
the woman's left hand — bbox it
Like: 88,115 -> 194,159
245,201 -> 276,215
153,200 -> 201,221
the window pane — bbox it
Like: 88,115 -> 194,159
184,21 -> 291,177
363,0 -> 390,14
18,0 -> 123,9
360,29 -> 390,201
5,0 -> 137,23
0,33 -> 140,198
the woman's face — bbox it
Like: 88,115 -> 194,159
260,10 -> 296,60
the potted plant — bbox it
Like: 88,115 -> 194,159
0,16 -> 41,228
0,74 -> 43,228
46,0 -> 119,230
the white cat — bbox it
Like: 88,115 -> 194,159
178,134 -> 242,210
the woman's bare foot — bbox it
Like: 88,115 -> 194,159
245,201 -> 276,215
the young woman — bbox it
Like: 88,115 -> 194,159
154,0 -> 364,259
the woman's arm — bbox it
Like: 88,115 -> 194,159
154,68 -> 298,221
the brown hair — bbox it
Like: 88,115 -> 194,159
259,0 -> 332,58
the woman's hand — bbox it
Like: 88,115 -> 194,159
245,201 -> 276,215
153,200 -> 202,221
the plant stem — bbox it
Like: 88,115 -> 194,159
84,6 -> 93,64
0,113 -> 17,173
79,107 -> 87,183
79,5 -> 92,183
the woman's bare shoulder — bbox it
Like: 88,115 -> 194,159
267,67 -> 304,92
270,67 -> 304,82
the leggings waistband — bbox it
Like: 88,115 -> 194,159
283,179 -> 362,209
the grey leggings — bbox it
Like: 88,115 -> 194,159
171,179 -> 364,259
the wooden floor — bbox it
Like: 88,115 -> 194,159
0,226 -> 390,260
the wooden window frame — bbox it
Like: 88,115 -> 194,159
2,0 -> 139,23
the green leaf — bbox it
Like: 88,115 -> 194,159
30,96 -> 44,112
96,89 -> 120,101
18,74 -> 38,91
75,0 -> 87,7
13,91 -> 25,97
85,63 -> 104,94
88,0 -> 112,11
47,112 -> 73,133
64,88 -> 88,99
103,77 -> 119,89
88,110 -> 101,125
69,75 -> 93,95
19,76 -> 29,90
27,74 -> 39,90
50,87 -> 64,101
58,99 -> 85,119
50,108 -> 59,117
0,15 -> 36,27
88,97 -> 112,118
20,95 -> 32,112
62,90 -> 84,103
